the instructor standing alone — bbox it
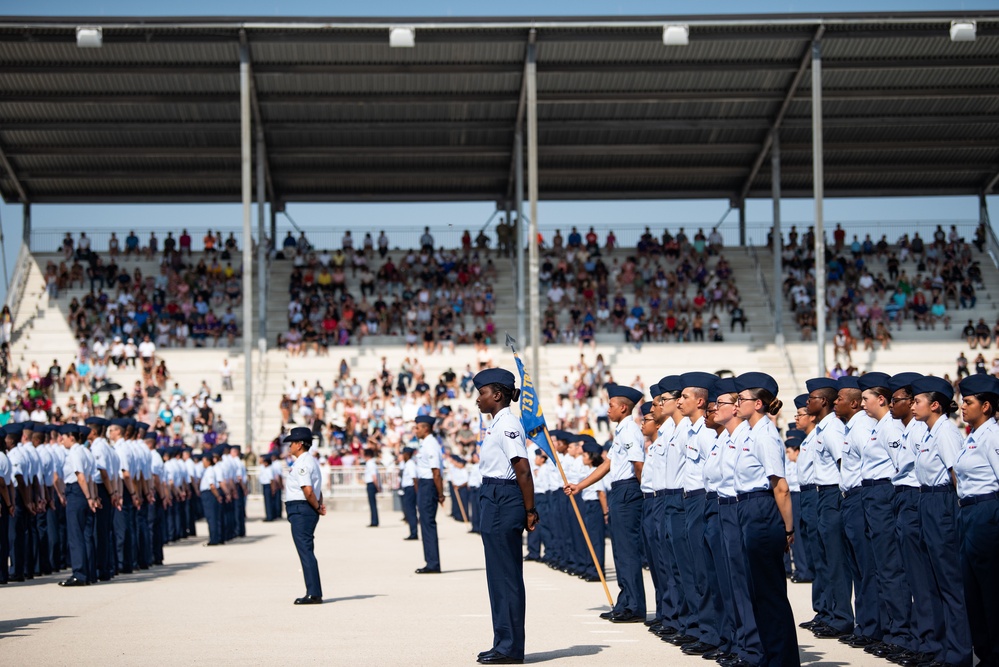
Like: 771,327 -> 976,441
284,427 -> 325,606
474,368 -> 537,666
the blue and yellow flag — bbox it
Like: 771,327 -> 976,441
513,354 -> 554,460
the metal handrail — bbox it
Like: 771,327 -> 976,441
5,244 -> 32,320
748,245 -> 800,388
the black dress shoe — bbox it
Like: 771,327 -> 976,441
609,611 -> 645,623
293,595 -> 322,605
701,649 -> 724,660
865,642 -> 889,654
847,636 -> 878,648
581,575 -> 601,582
599,610 -> 616,620
523,556 -> 541,562
59,577 -> 86,587
477,649 -> 497,659
799,619 -> 822,630
476,651 -> 523,665
654,625 -> 679,637
414,567 -> 441,574
813,626 -> 852,639
681,642 -> 718,655
872,643 -> 906,658
644,618 -> 659,627
404,536 -> 418,540
896,654 -> 930,667
663,634 -> 698,646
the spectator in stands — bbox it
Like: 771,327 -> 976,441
975,318 -> 992,349
957,352 -> 971,379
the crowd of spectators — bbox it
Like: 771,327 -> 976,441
0,348 -> 235,449
277,228 -> 499,353
782,223 -> 990,346
537,225 -> 743,347
46,231 -> 243,355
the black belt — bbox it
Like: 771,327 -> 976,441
718,497 -> 739,505
842,487 -> 863,498
959,492 -> 998,508
817,484 -> 839,492
894,485 -> 918,494
611,478 -> 639,489
706,491 -> 718,500
643,489 -> 668,499
861,478 -> 891,488
684,489 -> 706,499
482,477 -> 517,487
736,490 -> 772,502
919,484 -> 954,494
799,484 -> 817,492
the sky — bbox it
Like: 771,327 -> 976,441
0,0 -> 997,299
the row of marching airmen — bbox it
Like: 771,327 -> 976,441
0,418 -> 248,586
521,371 -> 996,667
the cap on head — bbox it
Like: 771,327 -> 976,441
888,372 -> 924,394
805,378 -> 839,393
656,375 -> 683,395
282,426 -> 313,445
606,383 -> 643,405
794,394 -> 808,410
415,415 -> 435,426
472,368 -> 516,391
959,374 -> 999,397
679,371 -> 718,391
837,375 -> 861,391
857,372 -> 892,392
911,376 -> 954,401
640,401 -> 654,416
734,372 -> 779,397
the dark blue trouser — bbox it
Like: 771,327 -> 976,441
704,496 -> 734,653
270,486 -> 282,519
66,484 -> 91,582
567,494 -> 588,574
862,482 -> 913,649
665,493 -> 699,636
958,497 -> 999,666
581,498 -> 605,579
789,491 -> 812,578
479,481 -> 526,660
608,479 -> 645,617
115,491 -> 135,573
685,492 -> 721,646
401,486 -> 418,538
417,481 -> 440,570
58,503 -> 68,569
919,488 -> 971,666
46,499 -> 62,571
528,492 -> 546,559
894,487 -> 935,655
0,506 -> 8,582
35,498 -> 51,574
641,496 -> 668,621
10,494 -> 28,578
720,501 -> 763,663
799,487 -> 825,624
263,485 -> 274,521
287,501 -> 322,598
817,486 -> 854,632
136,498 -> 151,568
469,486 -> 481,532
96,486 -> 114,579
546,490 -> 564,566
236,487 -> 246,537
153,501 -> 165,563
738,494 -> 799,667
366,482 -> 379,526
201,491 -> 221,545
841,488 -> 880,639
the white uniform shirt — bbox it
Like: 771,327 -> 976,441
798,428 -> 817,485
863,412 -> 901,480
479,407 -> 529,480
893,419 -> 926,488
608,417 -> 644,484
717,422 -> 747,499
683,416 -> 713,492
840,411 -> 875,491
401,458 -> 416,488
642,422 -> 670,492
199,464 -> 216,492
467,462 -> 483,488
702,431 -> 724,493
0,450 -> 12,486
363,458 -> 379,484
258,463 -> 273,486
285,449 -> 323,502
64,443 -> 94,485
664,416 -> 689,489
416,434 -> 443,479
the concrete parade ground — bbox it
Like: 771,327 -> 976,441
2,500 -> 879,666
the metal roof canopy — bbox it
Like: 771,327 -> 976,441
0,11 -> 998,206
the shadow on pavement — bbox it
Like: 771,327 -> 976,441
322,594 -> 385,604
0,616 -> 72,639
442,568 -> 486,574
799,642 -> 851,667
525,644 -> 607,663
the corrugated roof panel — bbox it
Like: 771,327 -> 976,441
254,71 -> 521,94
0,128 -> 240,147
270,154 -> 508,171
539,69 -> 795,92
540,151 -> 758,169
12,154 -> 240,172
268,128 -> 513,148
251,39 -> 524,64
784,97 -> 999,118
822,33 -> 999,60
27,177 -> 240,195
801,67 -> 999,89
0,101 -> 239,122
538,36 -> 807,64
262,100 -> 516,123
0,71 -> 238,94
0,39 -> 239,64
539,99 -> 777,121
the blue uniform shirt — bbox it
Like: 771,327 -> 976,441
892,419 -> 926,487
734,416 -> 784,495
683,416 -> 712,492
641,422 -> 670,492
840,411 -> 876,491
812,412 -> 845,486
797,429 -> 817,485
286,451 -> 323,502
664,416 -> 690,489
416,434 -> 443,480
914,417 -> 962,487
862,412 -> 901,481
717,421 -> 747,499
954,419 -> 999,498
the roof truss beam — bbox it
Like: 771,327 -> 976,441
239,30 -> 277,207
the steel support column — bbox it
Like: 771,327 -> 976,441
812,41 -> 827,377
22,202 -> 30,248
526,40 -> 540,378
239,44 -> 254,452
771,131 -> 783,340
738,202 -> 746,247
515,128 -> 525,348
256,128 -> 267,357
